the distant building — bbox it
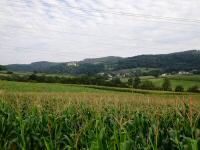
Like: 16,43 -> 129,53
107,74 -> 113,80
178,71 -> 191,75
98,72 -> 105,76
161,73 -> 167,77
67,62 -> 78,67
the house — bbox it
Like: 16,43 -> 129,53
161,73 -> 167,77
67,62 -> 78,67
178,71 -> 191,75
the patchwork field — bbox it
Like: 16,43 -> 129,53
141,75 -> 200,91
0,80 -> 200,149
148,78 -> 200,90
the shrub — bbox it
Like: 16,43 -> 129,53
29,73 -> 38,81
133,77 -> 141,89
162,78 -> 172,91
128,78 -> 133,86
175,85 -> 184,92
7,71 -> 13,74
0,65 -> 6,71
140,80 -> 156,90
187,85 -> 199,93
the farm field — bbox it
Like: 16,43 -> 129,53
0,80 -> 200,149
150,75 -> 200,90
0,80 -> 107,93
133,75 -> 200,91
148,78 -> 200,91
1,0 -> 200,149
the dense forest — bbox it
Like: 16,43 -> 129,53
116,50 -> 200,72
0,65 -> 6,71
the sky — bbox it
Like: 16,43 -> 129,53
0,0 -> 200,65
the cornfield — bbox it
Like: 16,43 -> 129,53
0,91 -> 200,150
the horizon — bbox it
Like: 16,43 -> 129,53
4,49 -> 199,65
1,1 -> 200,65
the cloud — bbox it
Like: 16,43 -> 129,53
0,0 -> 200,64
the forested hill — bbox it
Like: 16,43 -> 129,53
81,56 -> 123,64
115,50 -> 200,72
6,61 -> 59,72
4,50 -> 200,74
0,65 -> 6,71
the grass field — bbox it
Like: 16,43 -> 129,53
0,80 -> 200,149
0,80 -> 106,93
138,75 -> 200,91
148,78 -> 200,91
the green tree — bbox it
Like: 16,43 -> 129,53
175,85 -> 184,92
133,77 -> 141,89
6,71 -> 13,74
162,78 -> 172,91
111,77 -> 121,86
187,85 -> 199,93
29,73 -> 38,81
141,80 -> 156,90
128,78 -> 133,86
0,65 -> 6,71
149,70 -> 161,78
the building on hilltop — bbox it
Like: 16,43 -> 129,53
67,62 -> 78,67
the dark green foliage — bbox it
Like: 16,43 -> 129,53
6,71 -> 13,74
140,80 -> 156,90
6,61 -> 59,72
187,86 -> 199,93
6,62 -> 105,75
162,78 -> 172,91
75,63 -> 105,75
29,73 -> 38,81
127,78 -> 133,86
116,50 -> 200,72
0,65 -> 6,71
148,70 -> 162,78
175,85 -> 184,92
133,77 -> 141,89
110,77 -> 121,86
81,56 -> 122,65
0,74 -> 126,88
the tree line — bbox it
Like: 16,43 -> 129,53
0,73 -> 126,87
128,77 -> 199,93
0,72 -> 199,93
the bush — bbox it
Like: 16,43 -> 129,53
187,85 -> 199,93
175,85 -> 184,92
6,71 -> 13,74
133,77 -> 141,89
162,78 -> 172,91
140,80 -> 156,90
128,78 -> 133,86
29,73 -> 38,81
0,65 -> 6,71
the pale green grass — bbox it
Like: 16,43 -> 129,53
149,78 -> 200,90
0,80 -> 107,93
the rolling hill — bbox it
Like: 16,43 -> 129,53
6,61 -> 59,72
116,50 -> 200,72
4,50 -> 200,74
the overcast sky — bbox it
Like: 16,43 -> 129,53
0,0 -> 200,65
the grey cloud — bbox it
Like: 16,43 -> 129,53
0,0 -> 200,64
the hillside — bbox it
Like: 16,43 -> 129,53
0,65 -> 6,71
6,61 -> 59,72
4,50 -> 200,74
81,56 -> 122,64
115,50 -> 200,72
